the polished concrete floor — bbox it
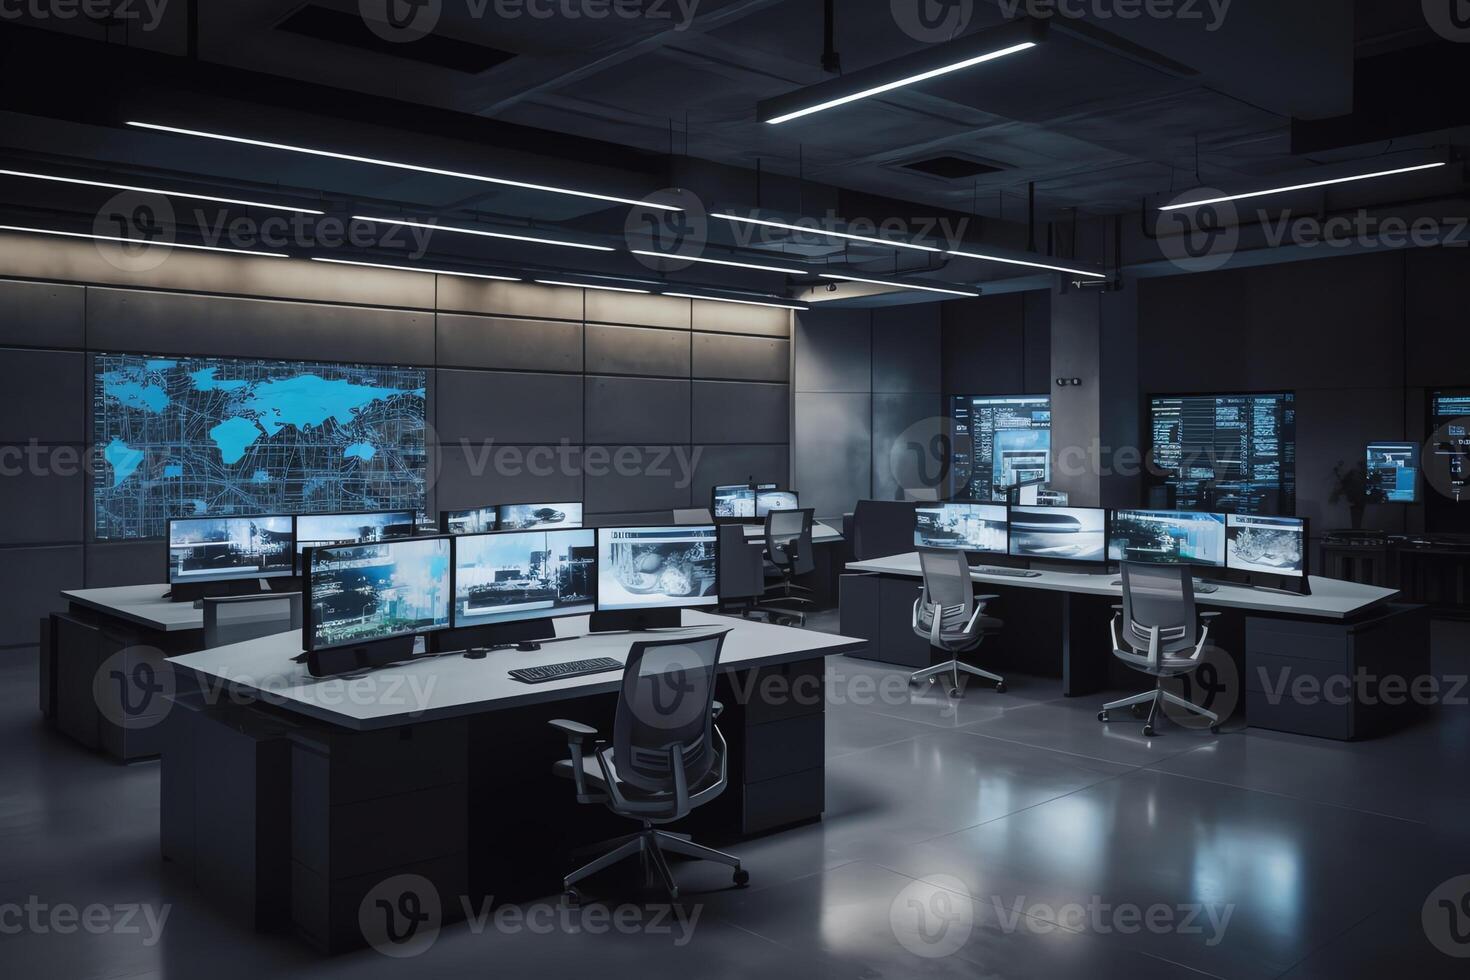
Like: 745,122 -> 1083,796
4,616 -> 1470,979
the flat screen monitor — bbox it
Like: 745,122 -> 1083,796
1365,442 -> 1420,504
167,515 -> 295,584
915,503 -> 1008,553
596,525 -> 718,611
440,506 -> 497,535
1009,506 -> 1107,563
295,510 -> 417,569
1429,390 -> 1470,530
948,395 -> 1052,503
453,528 -> 597,628
1226,514 -> 1305,578
1109,509 -> 1226,568
755,490 -> 799,517
497,502 -> 583,530
713,484 -> 756,519
1148,392 -> 1296,515
305,536 -> 451,651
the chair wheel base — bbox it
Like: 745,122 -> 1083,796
1142,725 -> 1156,738
733,868 -> 750,887
1131,703 -> 1148,718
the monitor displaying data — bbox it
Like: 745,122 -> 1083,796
1149,392 -> 1296,515
497,502 -> 583,530
915,503 -> 1008,554
949,395 -> 1051,503
1365,442 -> 1420,504
1226,514 -> 1305,578
755,490 -> 799,517
453,529 -> 596,628
597,525 -> 718,611
713,484 -> 756,519
1430,390 -> 1470,508
1009,506 -> 1107,563
441,506 -> 498,536
1109,510 -> 1226,568
306,536 -> 451,650
295,511 -> 416,568
167,515 -> 294,583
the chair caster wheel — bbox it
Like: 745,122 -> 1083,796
1097,711 -> 1109,723
733,868 -> 750,887
994,682 -> 1006,693
563,887 -> 583,908
669,886 -> 680,901
1209,723 -> 1220,734
1142,725 -> 1155,738
949,687 -> 962,698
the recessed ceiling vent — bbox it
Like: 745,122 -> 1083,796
900,155 -> 1007,180
277,3 -> 516,74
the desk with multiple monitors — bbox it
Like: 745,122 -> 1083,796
712,483 -> 797,522
440,502 -> 584,534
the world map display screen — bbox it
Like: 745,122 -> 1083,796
93,353 -> 428,540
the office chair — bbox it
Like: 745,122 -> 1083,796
1097,562 -> 1221,737
908,548 -> 1006,697
758,508 -> 816,625
674,507 -> 715,525
202,592 -> 303,649
550,631 -> 747,904
716,524 -> 766,617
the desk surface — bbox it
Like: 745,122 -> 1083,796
847,553 -> 1398,621
741,521 -> 842,543
167,611 -> 865,731
63,584 -> 204,632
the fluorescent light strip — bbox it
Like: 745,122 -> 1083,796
311,257 -> 518,281
711,213 -> 941,253
536,279 -> 649,294
630,249 -> 807,275
765,42 -> 1036,124
944,249 -> 1108,279
0,224 -> 288,257
353,215 -> 614,252
663,292 -> 808,311
818,273 -> 979,298
1158,162 -> 1448,211
0,168 -> 324,215
128,122 -> 680,212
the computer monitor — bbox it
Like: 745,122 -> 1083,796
497,502 -> 583,530
1009,506 -> 1108,563
1365,442 -> 1420,504
1226,514 -> 1306,579
596,525 -> 718,611
914,503 -> 1008,554
453,528 -> 597,628
167,515 -> 295,584
1109,510 -> 1226,568
294,510 -> 417,570
304,536 -> 451,652
948,394 -> 1052,502
440,505 -> 497,535
1148,392 -> 1296,515
712,484 -> 756,519
755,490 -> 799,517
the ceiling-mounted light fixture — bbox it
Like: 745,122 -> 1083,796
127,122 -> 680,212
0,224 -> 288,257
945,248 -> 1108,279
711,213 -> 940,253
758,18 -> 1046,125
630,250 -> 808,275
662,292 -> 808,311
1157,161 -> 1448,211
818,273 -> 980,298
310,257 -> 518,280
0,169 -> 324,215
353,215 -> 615,252
536,279 -> 650,294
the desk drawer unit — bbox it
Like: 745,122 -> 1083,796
715,656 -> 826,835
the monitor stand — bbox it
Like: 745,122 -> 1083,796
306,634 -> 417,678
589,608 -> 683,633
431,619 -> 556,656
166,577 -> 292,604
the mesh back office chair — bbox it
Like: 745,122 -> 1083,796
908,548 -> 1006,697
674,508 -> 715,525
202,592 -> 303,649
550,631 -> 747,903
716,524 -> 766,617
1097,563 -> 1221,737
759,508 -> 816,624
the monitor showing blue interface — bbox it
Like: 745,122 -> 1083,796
306,536 -> 451,651
948,395 -> 1052,503
713,484 -> 756,519
497,502 -> 583,530
1226,514 -> 1305,578
1365,442 -> 1420,504
167,515 -> 295,584
295,511 -> 417,567
596,525 -> 718,611
453,529 -> 597,628
1149,392 -> 1296,515
1109,510 -> 1226,567
441,506 -> 498,535
755,490 -> 799,517
915,503 -> 1008,554
1009,506 -> 1107,563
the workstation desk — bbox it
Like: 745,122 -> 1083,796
842,553 -> 1426,741
160,612 -> 864,953
741,520 -> 845,606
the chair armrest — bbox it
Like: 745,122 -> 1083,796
711,700 -> 724,720
549,719 -> 598,742
1199,611 -> 1222,620
975,594 -> 1000,602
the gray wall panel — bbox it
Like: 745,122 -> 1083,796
691,445 -> 789,507
435,370 -> 583,445
585,378 -> 690,444
435,443 -> 584,510
586,292 -> 691,330
1406,248 -> 1469,386
692,333 -> 790,382
794,310 -> 871,392
584,323 -> 690,377
583,446 -> 693,513
0,279 -> 85,349
690,300 -> 790,338
83,540 -> 162,589
872,393 -> 942,503
0,545 -> 82,647
436,314 -> 584,373
0,452 -> 84,544
585,510 -> 673,527
436,280 -> 582,321
793,393 -> 872,523
692,381 -> 788,444
873,306 -> 940,393
0,349 -> 85,442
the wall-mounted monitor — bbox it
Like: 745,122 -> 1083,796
92,352 -> 427,540
1226,514 -> 1305,579
713,484 -> 756,519
948,395 -> 1051,503
1148,392 -> 1296,515
755,490 -> 799,517
167,515 -> 295,584
1365,442 -> 1420,504
1109,510 -> 1226,568
497,502 -> 583,530
440,506 -> 498,535
305,536 -> 451,651
295,510 -> 417,570
1009,506 -> 1107,563
453,529 -> 597,628
596,525 -> 718,611
915,503 -> 1008,554
1429,391 -> 1470,526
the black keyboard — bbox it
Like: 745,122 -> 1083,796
974,567 -> 1043,578
508,657 -> 623,684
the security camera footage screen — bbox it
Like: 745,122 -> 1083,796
168,515 -> 295,583
1109,510 -> 1226,568
497,502 -> 583,530
1149,393 -> 1296,515
755,490 -> 798,517
597,526 -> 718,611
1365,442 -> 1420,504
915,503 -> 1008,554
295,511 -> 416,567
1009,506 -> 1107,563
714,485 -> 756,518
949,395 -> 1051,503
454,529 -> 596,628
443,506 -> 498,536
1226,514 -> 1305,578
308,537 -> 451,650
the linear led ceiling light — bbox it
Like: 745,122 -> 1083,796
758,19 -> 1046,125
353,215 -> 615,252
310,257 -> 518,281
711,213 -> 941,253
0,169 -> 324,215
630,250 -> 809,275
662,292 -> 809,311
127,121 -> 680,212
536,279 -> 650,294
1158,162 -> 1448,211
944,248 -> 1108,279
818,273 -> 979,298
0,224 -> 288,257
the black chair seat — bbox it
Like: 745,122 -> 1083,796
553,747 -> 725,804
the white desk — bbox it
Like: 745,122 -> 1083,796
61,584 -> 206,632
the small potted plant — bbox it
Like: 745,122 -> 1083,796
1329,460 -> 1369,530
